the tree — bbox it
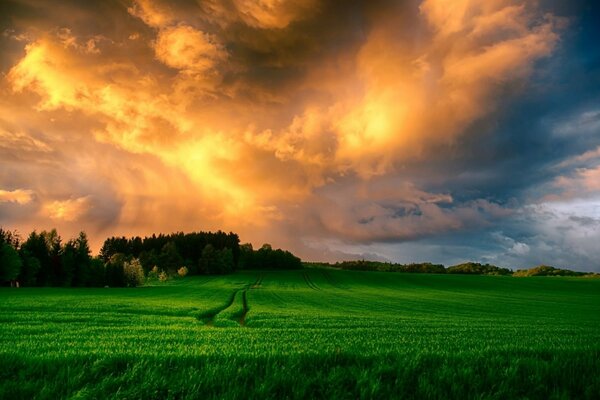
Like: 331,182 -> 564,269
0,228 -> 19,248
88,257 -> 106,287
41,229 -> 63,286
72,232 -> 92,286
18,251 -> 41,286
239,243 -> 254,269
216,248 -> 234,274
105,253 -> 126,287
123,258 -> 145,287
158,242 -> 184,274
199,244 -> 216,274
99,237 -> 129,262
61,240 -> 77,287
139,250 -> 159,273
20,231 -> 50,286
0,243 -> 22,285
198,244 -> 233,274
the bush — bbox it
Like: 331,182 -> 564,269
148,266 -> 159,280
177,266 -> 188,277
158,271 -> 169,282
123,258 -> 145,287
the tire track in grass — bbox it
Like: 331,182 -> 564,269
197,289 -> 240,326
252,273 -> 265,289
241,273 -> 265,325
200,274 -> 262,327
195,276 -> 216,286
303,271 -> 321,291
239,290 -> 249,326
321,269 -> 349,290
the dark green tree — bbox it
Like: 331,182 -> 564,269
20,231 -> 51,286
105,253 -> 127,287
18,251 -> 41,286
159,242 -> 184,274
0,242 -> 22,285
88,257 -> 106,287
72,232 -> 92,286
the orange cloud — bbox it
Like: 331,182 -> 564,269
233,0 -> 317,29
154,25 -> 227,75
44,196 -> 91,221
0,189 -> 34,204
127,0 -> 174,28
0,0 -> 567,253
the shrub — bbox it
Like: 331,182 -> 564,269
123,258 -> 145,287
158,271 -> 169,282
177,266 -> 188,277
148,266 -> 159,279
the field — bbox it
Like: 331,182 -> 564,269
1,269 -> 599,399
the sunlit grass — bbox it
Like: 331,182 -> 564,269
1,271 -> 599,399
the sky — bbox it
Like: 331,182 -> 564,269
1,0 -> 599,271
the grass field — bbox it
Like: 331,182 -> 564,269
1,269 -> 599,399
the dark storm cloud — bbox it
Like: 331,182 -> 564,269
0,0 -> 599,270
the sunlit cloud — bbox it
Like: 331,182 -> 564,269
44,196 -> 91,222
0,0 -> 597,268
0,189 -> 34,205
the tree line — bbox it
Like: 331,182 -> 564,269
0,228 -> 303,287
305,260 -> 598,277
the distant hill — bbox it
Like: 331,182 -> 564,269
305,260 -> 599,277
513,265 -> 599,277
447,262 -> 512,276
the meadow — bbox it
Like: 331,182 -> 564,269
1,269 -> 599,399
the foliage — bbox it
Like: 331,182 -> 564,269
105,253 -> 127,287
513,265 -> 590,277
17,251 -> 40,286
317,260 -> 446,273
147,266 -> 160,280
100,231 -> 240,270
0,243 -> 22,282
241,243 -> 302,270
177,266 -> 189,277
88,257 -> 106,287
158,270 -> 169,282
199,244 -> 234,274
0,228 -> 20,248
123,258 -> 145,287
159,242 -> 184,274
447,262 -> 513,275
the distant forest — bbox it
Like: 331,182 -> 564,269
0,228 -> 301,287
305,261 -> 599,277
1,227 -> 597,288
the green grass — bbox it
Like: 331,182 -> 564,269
1,270 -> 599,399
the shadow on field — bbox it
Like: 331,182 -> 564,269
2,350 -> 599,399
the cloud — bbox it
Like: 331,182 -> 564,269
128,0 -> 174,29
44,196 -> 91,221
0,189 -> 34,204
232,0 -> 317,29
1,0 -> 597,270
552,109 -> 600,137
154,25 -> 227,75
0,127 -> 52,153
